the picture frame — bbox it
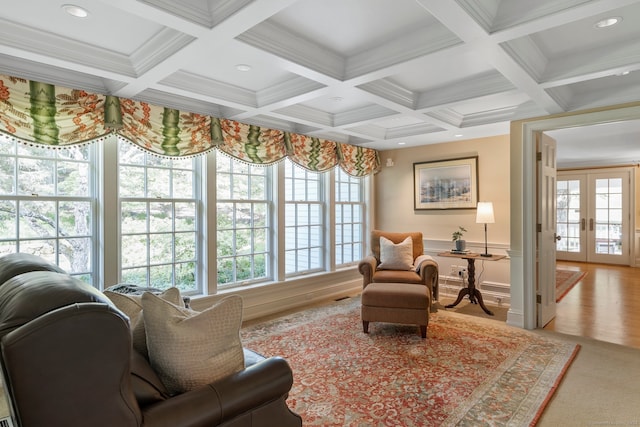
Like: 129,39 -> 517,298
413,156 -> 478,210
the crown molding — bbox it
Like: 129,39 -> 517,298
256,76 -> 325,107
134,88 -> 224,117
236,20 -> 344,81
0,54 -> 111,94
428,109 -> 464,127
141,0 -> 213,27
541,39 -> 640,85
334,104 -> 397,128
346,25 -> 461,80
385,122 -> 444,139
343,123 -> 388,140
142,0 -> 252,28
0,17 -> 135,77
161,70 -> 257,107
130,28 -> 194,75
357,78 -> 416,109
416,70 -> 515,109
274,104 -> 333,127
501,37 -> 548,83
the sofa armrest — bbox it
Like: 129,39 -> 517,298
417,258 -> 439,311
358,255 -> 378,288
141,357 -> 301,427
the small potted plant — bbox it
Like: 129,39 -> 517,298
452,226 -> 467,252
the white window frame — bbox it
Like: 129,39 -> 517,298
334,168 -> 364,266
117,140 -> 201,294
215,154 -> 272,288
283,158 -> 325,277
0,136 -> 96,283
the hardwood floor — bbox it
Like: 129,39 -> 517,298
544,261 -> 640,349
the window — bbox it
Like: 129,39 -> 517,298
1,134 -> 370,292
335,168 -> 364,265
284,159 -> 324,275
216,154 -> 271,287
118,140 -> 199,292
0,136 -> 95,283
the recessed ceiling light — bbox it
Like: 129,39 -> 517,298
594,16 -> 622,28
329,96 -> 344,102
454,134 -> 463,137
398,142 -> 406,145
62,4 -> 89,18
235,64 -> 252,72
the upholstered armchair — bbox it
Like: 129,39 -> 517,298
358,230 -> 439,313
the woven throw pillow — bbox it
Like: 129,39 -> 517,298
141,293 -> 245,395
378,236 -> 414,270
104,287 -> 184,358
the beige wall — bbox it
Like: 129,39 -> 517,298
375,135 -> 510,247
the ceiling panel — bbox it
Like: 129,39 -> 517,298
0,0 -> 639,165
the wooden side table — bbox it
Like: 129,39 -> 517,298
437,252 -> 506,316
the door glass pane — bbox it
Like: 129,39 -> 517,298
557,179 -> 580,252
594,178 -> 622,255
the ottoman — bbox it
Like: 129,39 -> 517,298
361,282 -> 430,338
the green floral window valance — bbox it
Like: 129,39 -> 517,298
0,74 -> 380,176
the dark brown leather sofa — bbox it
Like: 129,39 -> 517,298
0,253 -> 302,427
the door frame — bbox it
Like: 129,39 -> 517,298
509,102 -> 640,330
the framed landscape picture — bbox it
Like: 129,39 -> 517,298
413,156 -> 478,210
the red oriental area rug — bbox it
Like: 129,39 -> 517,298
556,269 -> 587,302
242,297 -> 578,426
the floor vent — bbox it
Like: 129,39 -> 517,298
0,417 -> 13,427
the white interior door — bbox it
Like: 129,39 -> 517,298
537,133 -> 557,327
556,169 -> 631,265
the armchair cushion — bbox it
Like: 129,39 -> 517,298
371,230 -> 424,263
378,236 -> 414,270
141,293 -> 245,395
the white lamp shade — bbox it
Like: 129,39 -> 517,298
476,202 -> 495,224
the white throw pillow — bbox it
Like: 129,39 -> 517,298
141,293 -> 245,395
104,287 -> 184,358
378,236 -> 414,270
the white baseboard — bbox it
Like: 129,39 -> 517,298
439,275 -> 511,307
190,269 -> 362,322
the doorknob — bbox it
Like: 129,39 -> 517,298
554,233 -> 562,241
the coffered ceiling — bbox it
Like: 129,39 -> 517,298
1,0 -> 639,160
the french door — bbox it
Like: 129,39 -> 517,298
556,168 -> 632,265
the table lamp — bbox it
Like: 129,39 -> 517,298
476,202 -> 494,257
